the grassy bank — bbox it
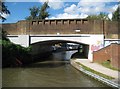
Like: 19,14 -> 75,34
76,62 -> 114,80
101,61 -> 120,71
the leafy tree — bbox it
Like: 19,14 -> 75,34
38,2 -> 50,20
26,2 -> 50,20
0,1 -> 10,22
26,6 -> 39,20
98,13 -> 109,20
0,27 -> 9,41
112,7 -> 119,21
0,1 -> 10,42
2,40 -> 32,67
87,12 -> 109,20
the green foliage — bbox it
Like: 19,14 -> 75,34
112,7 -> 119,21
2,40 -> 32,67
101,60 -> 119,71
76,62 -> 114,80
87,12 -> 110,20
38,2 -> 50,20
0,1 -> 10,22
25,6 -> 39,20
1,27 -> 32,67
26,2 -> 49,20
0,27 -> 10,41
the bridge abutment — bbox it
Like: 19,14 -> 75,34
7,34 -> 104,62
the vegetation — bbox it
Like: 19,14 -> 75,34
101,60 -> 120,71
0,0 -> 10,22
87,12 -> 110,20
25,6 -> 39,20
0,28 -> 32,67
87,7 -> 119,21
112,7 -> 119,21
76,62 -> 114,80
38,2 -> 50,20
1,29 -> 9,41
26,2 -> 49,20
2,40 -> 32,67
0,1 -> 33,67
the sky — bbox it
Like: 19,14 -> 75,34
1,0 -> 119,23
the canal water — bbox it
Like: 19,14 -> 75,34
2,51 -> 113,88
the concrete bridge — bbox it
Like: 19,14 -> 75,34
7,34 -> 104,62
3,19 -> 118,62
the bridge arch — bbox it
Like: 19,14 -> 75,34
7,34 -> 104,62
30,35 -> 91,45
30,39 -> 89,61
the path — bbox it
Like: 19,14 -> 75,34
74,59 -> 119,83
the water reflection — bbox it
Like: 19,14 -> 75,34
2,51 -> 113,88
26,61 -> 69,68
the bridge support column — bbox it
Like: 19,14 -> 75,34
18,35 -> 30,47
88,50 -> 93,62
8,35 -> 30,47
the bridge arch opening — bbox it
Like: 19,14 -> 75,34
30,39 -> 89,62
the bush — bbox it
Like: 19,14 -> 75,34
2,40 -> 32,67
1,28 -> 33,67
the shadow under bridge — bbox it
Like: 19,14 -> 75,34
30,40 -> 89,62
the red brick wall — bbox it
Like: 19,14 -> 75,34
93,43 -> 120,69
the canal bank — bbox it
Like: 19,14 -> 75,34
70,59 -> 120,88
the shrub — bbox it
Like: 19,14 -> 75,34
2,40 -> 32,67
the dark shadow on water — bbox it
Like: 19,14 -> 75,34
23,51 -> 87,68
24,51 -> 86,68
71,52 -> 87,59
24,61 -> 70,68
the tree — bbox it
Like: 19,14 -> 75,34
0,1 -> 10,22
38,2 -> 50,20
112,7 -> 119,21
87,12 -> 109,20
25,6 -> 39,20
26,2 -> 50,20
0,27 -> 9,41
0,1 -> 10,41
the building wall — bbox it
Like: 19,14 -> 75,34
93,43 -> 120,69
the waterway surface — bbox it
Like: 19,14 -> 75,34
2,51 -> 113,88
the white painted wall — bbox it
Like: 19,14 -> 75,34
30,34 -> 104,62
7,34 -> 104,62
30,34 -> 91,45
8,35 -> 29,47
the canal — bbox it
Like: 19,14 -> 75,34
2,51 -> 113,88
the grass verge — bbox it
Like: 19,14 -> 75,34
76,62 -> 114,80
101,61 -> 120,71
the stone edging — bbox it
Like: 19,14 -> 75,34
70,59 -> 120,88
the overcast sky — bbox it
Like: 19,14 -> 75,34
1,0 -> 119,23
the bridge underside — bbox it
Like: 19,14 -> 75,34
7,34 -> 104,62
31,40 -> 87,45
30,40 -> 89,62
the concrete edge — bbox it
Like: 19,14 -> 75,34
70,59 -> 120,88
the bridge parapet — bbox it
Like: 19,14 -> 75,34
2,19 -> 118,39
